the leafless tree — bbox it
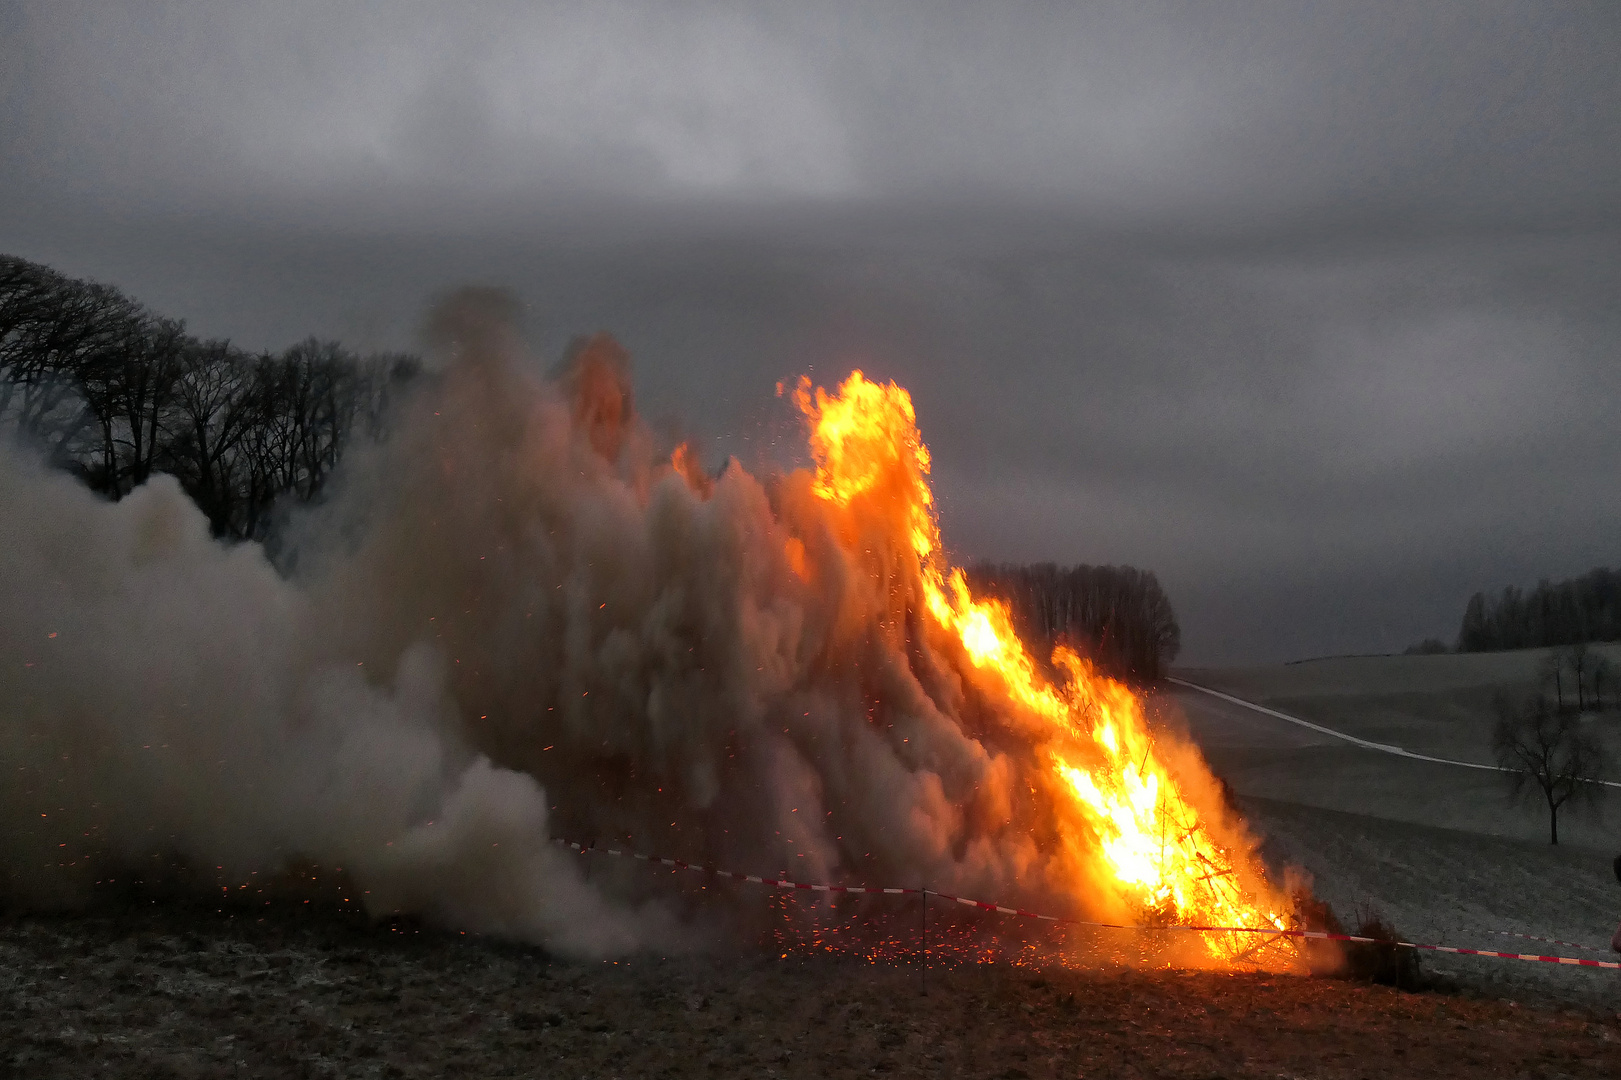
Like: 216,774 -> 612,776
1537,643 -> 1609,715
1568,642 -> 1591,712
1,258 -> 145,471
79,314 -> 187,497
1538,649 -> 1568,712
1491,692 -> 1605,844
4,254 -> 427,543
165,339 -> 260,535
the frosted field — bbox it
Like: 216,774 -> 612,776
1163,645 -> 1621,1006
10,648 -> 1621,1077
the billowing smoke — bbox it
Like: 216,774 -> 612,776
1,291 -> 1263,959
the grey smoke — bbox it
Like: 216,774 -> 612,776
1,293 -> 1261,954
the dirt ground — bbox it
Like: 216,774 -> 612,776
4,899 -> 1621,1080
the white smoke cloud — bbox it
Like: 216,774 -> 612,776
0,429 -> 654,952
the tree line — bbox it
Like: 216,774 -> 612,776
1535,642 -> 1613,714
965,562 -> 1182,685
1455,568 -> 1621,653
0,254 -> 420,539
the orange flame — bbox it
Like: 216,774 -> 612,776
794,371 -> 1291,965
669,441 -> 714,497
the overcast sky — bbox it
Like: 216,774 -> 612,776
3,1 -> 1618,665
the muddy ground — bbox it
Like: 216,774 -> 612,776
4,898 -> 1621,1079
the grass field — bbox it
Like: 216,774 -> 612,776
1177,644 -> 1621,759
6,900 -> 1621,1079
1170,644 -> 1621,840
1164,645 -> 1621,1007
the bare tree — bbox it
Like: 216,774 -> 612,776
94,315 -> 186,496
1491,692 -> 1605,844
1568,642 -> 1591,712
166,339 -> 259,535
1,259 -> 145,472
1538,649 -> 1567,712
4,253 -> 423,541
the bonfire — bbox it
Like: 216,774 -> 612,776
766,370 -> 1295,968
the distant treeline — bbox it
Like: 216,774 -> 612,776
0,254 -> 420,539
965,562 -> 1181,685
1456,568 -> 1621,653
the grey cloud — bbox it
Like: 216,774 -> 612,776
7,2 -> 1618,225
4,1 -> 857,212
1,1 -> 1617,664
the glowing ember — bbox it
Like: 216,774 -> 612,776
793,371 -> 1292,964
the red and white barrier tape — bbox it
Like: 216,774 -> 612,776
555,839 -> 918,896
554,838 -> 1621,971
1191,924 -> 1621,969
1478,928 -> 1611,954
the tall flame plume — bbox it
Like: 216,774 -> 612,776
792,371 -> 1291,964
